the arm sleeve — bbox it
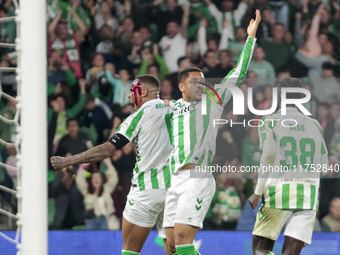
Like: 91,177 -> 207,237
218,27 -> 230,50
65,69 -> 77,86
103,163 -> 119,194
66,93 -> 86,118
233,2 -> 248,23
154,54 -> 169,81
75,168 -> 89,197
138,59 -> 148,76
115,109 -> 145,141
198,26 -> 208,55
105,69 -> 120,89
255,117 -> 277,195
208,3 -> 223,32
217,37 -> 256,106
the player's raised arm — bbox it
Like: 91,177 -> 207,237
217,10 -> 261,106
50,142 -> 117,170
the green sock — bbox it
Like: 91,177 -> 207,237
121,250 -> 139,255
195,248 -> 201,255
176,244 -> 196,255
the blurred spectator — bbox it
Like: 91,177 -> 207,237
76,159 -> 120,230
94,0 -> 118,32
200,50 -> 218,77
159,5 -> 189,72
254,85 -> 273,121
321,197 -> 340,232
48,80 -> 87,152
86,53 -> 105,98
122,31 -> 144,73
319,156 -> 340,219
248,46 -> 276,86
228,27 -> 248,61
301,77 -> 318,118
47,50 -> 77,87
139,27 -> 152,47
160,79 -> 173,100
261,22 -> 293,71
104,63 -> 132,106
0,4 -> 16,57
330,119 -> 340,159
317,103 -> 335,150
295,5 -> 329,78
242,127 -> 261,169
139,44 -> 169,81
267,0 -> 289,29
209,50 -> 233,78
256,8 -> 275,41
80,94 -> 112,144
114,17 -> 135,52
203,0 -> 248,36
312,62 -> 340,102
56,118 -> 94,157
205,172 -> 243,230
58,0 -> 91,33
49,167 -> 84,229
187,0 -> 218,40
330,102 -> 340,121
148,0 -> 184,41
0,59 -> 16,91
95,24 -> 115,56
48,5 -> 87,78
166,56 -> 192,99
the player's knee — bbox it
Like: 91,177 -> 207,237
174,231 -> 193,245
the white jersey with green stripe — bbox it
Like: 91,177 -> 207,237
117,98 -> 173,190
257,107 -> 328,211
169,37 -> 256,173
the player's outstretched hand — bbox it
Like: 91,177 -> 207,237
247,9 -> 261,38
50,156 -> 65,170
248,193 -> 261,209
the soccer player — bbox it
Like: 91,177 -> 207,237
163,10 -> 261,255
248,78 -> 329,255
50,74 -> 173,255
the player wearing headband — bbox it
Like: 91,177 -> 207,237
51,74 -> 173,255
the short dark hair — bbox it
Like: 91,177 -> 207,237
178,67 -> 203,83
177,56 -> 189,67
147,64 -> 160,72
136,74 -> 160,89
273,22 -> 285,29
0,5 -> 8,14
277,77 -> 303,100
86,93 -> 95,104
318,102 -> 330,109
204,49 -> 216,58
67,118 -> 78,126
322,62 -> 334,71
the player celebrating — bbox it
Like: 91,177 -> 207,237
50,75 -> 173,255
248,78 -> 329,255
163,10 -> 261,255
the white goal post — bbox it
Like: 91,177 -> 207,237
20,0 -> 47,254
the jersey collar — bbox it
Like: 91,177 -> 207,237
140,98 -> 163,109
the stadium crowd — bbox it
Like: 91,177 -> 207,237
0,0 -> 340,232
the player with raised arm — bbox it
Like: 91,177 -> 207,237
50,74 -> 173,255
248,78 -> 329,255
163,10 -> 261,255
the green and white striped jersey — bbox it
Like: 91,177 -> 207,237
169,37 -> 256,173
256,107 -> 328,211
117,98 -> 172,190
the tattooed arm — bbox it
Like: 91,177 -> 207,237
50,142 -> 116,170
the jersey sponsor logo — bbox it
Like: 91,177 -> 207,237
173,104 -> 197,116
128,200 -> 134,206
